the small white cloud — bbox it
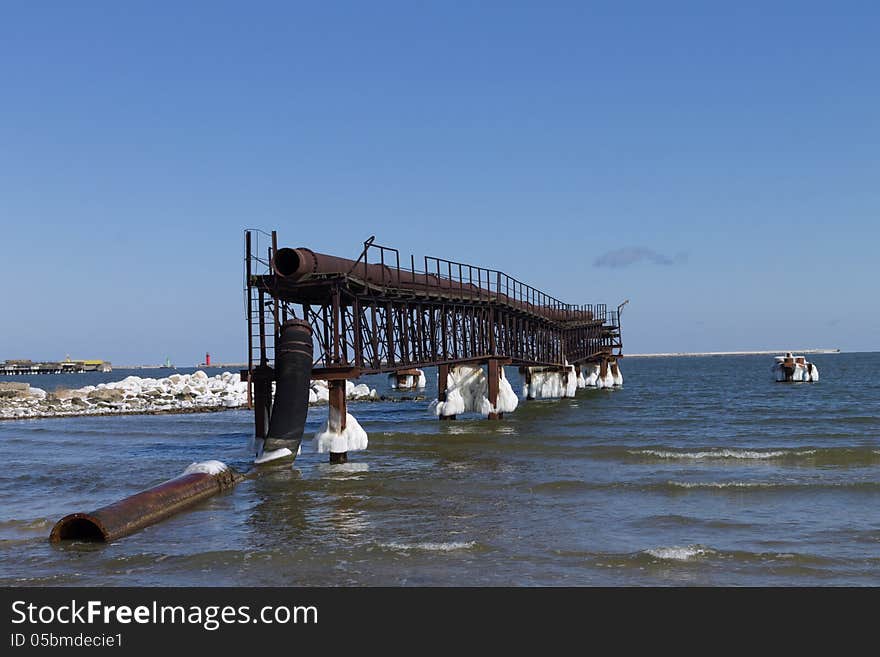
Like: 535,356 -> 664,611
593,247 -> 687,268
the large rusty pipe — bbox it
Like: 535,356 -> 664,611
50,461 -> 242,543
263,319 -> 313,454
273,247 -> 596,322
273,247 -> 367,281
274,247 -> 487,292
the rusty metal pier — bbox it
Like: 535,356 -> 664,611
243,229 -> 624,455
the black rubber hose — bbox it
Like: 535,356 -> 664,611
264,319 -> 313,453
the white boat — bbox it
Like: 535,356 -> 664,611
772,352 -> 819,382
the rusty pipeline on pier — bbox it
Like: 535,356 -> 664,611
50,465 -> 242,543
246,230 -> 624,455
271,245 -> 595,323
246,232 -> 623,381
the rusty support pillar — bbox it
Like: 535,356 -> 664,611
487,359 -> 502,420
251,365 -> 274,439
438,363 -> 455,420
242,369 -> 253,409
328,379 -> 348,463
520,367 -> 534,400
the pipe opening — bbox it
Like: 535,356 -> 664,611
273,248 -> 301,277
50,515 -> 107,543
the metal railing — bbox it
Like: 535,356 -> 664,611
348,236 -> 605,322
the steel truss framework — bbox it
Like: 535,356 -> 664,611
245,230 -> 623,377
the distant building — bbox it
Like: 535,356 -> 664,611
1,358 -> 112,375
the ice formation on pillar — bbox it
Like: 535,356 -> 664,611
576,368 -> 587,389
564,365 -> 577,397
522,366 -> 577,399
430,365 -> 517,417
431,365 -> 484,416
576,363 -> 621,389
522,370 -> 554,398
602,365 -> 616,388
479,369 -> 519,415
583,364 -> 600,387
315,409 -> 369,453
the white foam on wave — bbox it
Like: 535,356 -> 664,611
381,541 -> 476,552
667,480 -> 775,489
634,448 -> 816,460
645,545 -> 715,561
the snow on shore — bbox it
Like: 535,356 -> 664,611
0,371 -> 378,420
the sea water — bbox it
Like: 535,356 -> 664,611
1,353 -> 877,585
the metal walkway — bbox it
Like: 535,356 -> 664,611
243,229 -> 625,438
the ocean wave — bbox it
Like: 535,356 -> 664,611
665,480 -> 880,491
644,545 -> 715,561
380,541 -> 477,552
572,544 -> 850,569
0,518 -> 52,531
528,480 -> 596,494
594,546 -> 852,570
634,514 -> 754,529
623,446 -> 880,465
526,478 -> 880,495
632,448 -> 808,460
668,481 -> 778,489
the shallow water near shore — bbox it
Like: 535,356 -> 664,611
1,353 -> 878,586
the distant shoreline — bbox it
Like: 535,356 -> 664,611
625,349 -> 841,358
113,363 -> 248,370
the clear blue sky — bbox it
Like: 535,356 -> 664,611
1,1 -> 877,364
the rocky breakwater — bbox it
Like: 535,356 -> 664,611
0,372 -> 379,420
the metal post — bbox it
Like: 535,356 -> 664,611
258,290 -> 267,367
252,365 -> 273,439
353,298 -> 362,368
246,231 -> 253,374
271,231 -> 279,338
521,366 -> 534,400
328,379 -> 348,463
487,359 -> 501,420
332,287 -> 341,364
386,302 -> 395,365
